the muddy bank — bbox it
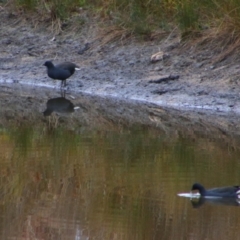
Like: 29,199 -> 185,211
1,10 -> 240,117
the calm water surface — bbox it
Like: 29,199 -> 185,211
0,85 -> 240,240
1,125 -> 240,240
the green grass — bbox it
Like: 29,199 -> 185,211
6,0 -> 240,35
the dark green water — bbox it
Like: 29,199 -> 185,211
1,124 -> 240,240
0,84 -> 240,240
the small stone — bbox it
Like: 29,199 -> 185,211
195,62 -> 203,68
2,39 -> 11,45
154,66 -> 163,71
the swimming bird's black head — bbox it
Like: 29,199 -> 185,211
43,61 -> 54,68
191,183 -> 206,195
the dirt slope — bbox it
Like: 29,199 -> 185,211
1,9 -> 240,115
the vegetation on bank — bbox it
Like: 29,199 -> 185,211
5,0 -> 240,35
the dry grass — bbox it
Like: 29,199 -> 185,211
91,25 -> 130,48
4,0 -> 240,56
175,25 -> 240,65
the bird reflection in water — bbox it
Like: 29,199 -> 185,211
43,97 -> 79,128
191,197 -> 240,208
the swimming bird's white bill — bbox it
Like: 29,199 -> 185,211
177,193 -> 201,198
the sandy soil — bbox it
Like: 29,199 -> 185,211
1,9 -> 240,115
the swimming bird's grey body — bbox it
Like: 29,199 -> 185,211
44,61 -> 79,88
191,183 -> 240,198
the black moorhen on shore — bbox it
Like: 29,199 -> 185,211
43,61 -> 80,88
191,183 -> 240,198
